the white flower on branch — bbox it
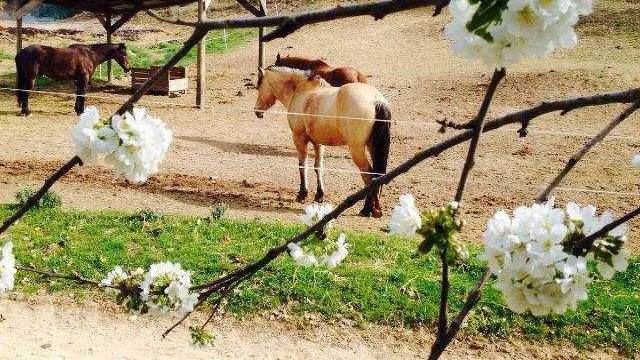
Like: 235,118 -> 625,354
388,193 -> 422,236
72,107 -> 173,183
0,241 -> 16,294
445,0 -> 593,67
140,262 -> 199,315
287,233 -> 350,268
287,242 -> 319,267
320,233 -> 350,268
632,154 -> 640,168
300,203 -> 335,229
482,199 -> 629,316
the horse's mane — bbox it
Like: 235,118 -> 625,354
275,56 -> 329,70
268,66 -> 314,79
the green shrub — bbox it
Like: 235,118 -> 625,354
15,188 -> 62,209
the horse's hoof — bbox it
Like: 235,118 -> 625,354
296,191 -> 308,203
372,208 -> 383,218
19,111 -> 30,117
359,207 -> 372,217
313,192 -> 325,202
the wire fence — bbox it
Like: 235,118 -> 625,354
1,86 -> 638,198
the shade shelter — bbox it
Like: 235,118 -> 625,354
10,0 -> 268,107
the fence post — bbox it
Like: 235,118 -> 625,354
258,0 -> 267,81
106,13 -> 113,83
196,0 -> 208,109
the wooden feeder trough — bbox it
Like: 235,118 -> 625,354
131,66 -> 188,95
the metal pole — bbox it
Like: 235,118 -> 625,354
196,0 -> 207,109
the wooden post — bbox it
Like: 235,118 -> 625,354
196,0 -> 207,109
106,13 -> 113,83
16,17 -> 22,86
258,0 -> 267,81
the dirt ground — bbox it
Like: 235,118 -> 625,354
0,1 -> 639,250
0,295 -> 627,360
0,2 -> 639,358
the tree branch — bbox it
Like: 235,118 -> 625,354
454,68 -> 506,202
436,249 -> 449,338
437,88 -> 640,136
571,206 -> 640,257
536,99 -> 640,202
0,156 -> 82,235
16,265 -> 116,289
145,10 -> 197,26
197,0 -> 447,42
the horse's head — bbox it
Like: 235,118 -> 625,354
254,67 -> 276,118
112,43 -> 131,73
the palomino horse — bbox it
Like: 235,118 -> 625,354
254,66 -> 391,217
274,54 -> 370,86
15,43 -> 131,115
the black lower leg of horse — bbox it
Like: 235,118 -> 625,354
74,78 -> 87,115
294,136 -> 309,202
313,144 -> 325,202
20,78 -> 34,116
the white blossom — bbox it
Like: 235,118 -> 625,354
388,193 -> 422,236
445,0 -> 593,67
101,266 -> 129,288
631,154 -> 640,168
72,106 -> 173,184
300,203 -> 335,229
481,199 -> 628,316
320,233 -> 350,268
105,107 -> 173,183
0,241 -> 16,294
287,242 -> 319,267
139,262 -> 199,315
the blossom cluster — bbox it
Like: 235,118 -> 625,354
101,262 -> 198,315
288,203 -> 349,268
300,203 -> 335,230
0,241 -> 16,295
72,106 -> 173,183
388,194 -> 467,264
481,199 -> 629,315
445,0 -> 593,67
287,233 -> 350,268
388,193 -> 422,236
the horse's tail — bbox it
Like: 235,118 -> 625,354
369,101 -> 391,179
357,71 -> 371,84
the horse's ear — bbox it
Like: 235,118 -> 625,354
258,67 -> 265,77
276,53 -> 281,61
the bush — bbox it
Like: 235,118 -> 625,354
209,203 -> 229,221
15,188 -> 62,209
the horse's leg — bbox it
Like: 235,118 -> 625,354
293,133 -> 309,202
313,143 -> 325,202
74,78 -> 87,115
349,145 -> 376,217
20,77 -> 35,116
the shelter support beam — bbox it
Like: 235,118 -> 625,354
196,0 -> 208,108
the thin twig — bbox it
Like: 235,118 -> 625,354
536,99 -> 640,202
0,156 -> 82,235
572,206 -> 640,256
454,68 -> 506,202
145,10 -> 197,26
16,265 -> 117,289
430,68 -> 505,360
437,88 -> 640,135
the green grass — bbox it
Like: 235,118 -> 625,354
2,205 -> 639,355
0,50 -> 13,61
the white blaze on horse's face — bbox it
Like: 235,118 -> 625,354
254,68 -> 276,118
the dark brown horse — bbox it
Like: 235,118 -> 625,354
15,43 -> 131,115
274,53 -> 370,86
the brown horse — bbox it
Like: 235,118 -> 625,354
274,53 -> 370,86
15,43 -> 131,115
255,66 -> 390,217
